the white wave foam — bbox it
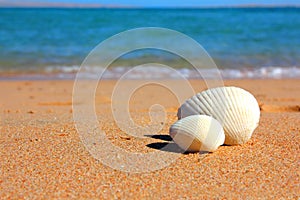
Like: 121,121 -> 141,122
61,65 -> 300,79
1,65 -> 300,80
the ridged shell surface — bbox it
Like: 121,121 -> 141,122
169,115 -> 225,152
177,87 -> 260,145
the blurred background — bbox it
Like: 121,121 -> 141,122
0,0 -> 299,79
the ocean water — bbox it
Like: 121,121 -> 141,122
0,7 -> 299,79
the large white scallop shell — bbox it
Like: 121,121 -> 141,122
169,115 -> 225,152
177,86 -> 260,145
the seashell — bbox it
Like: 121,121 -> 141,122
177,86 -> 260,145
169,115 -> 225,152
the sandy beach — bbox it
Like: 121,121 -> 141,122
0,79 -> 299,199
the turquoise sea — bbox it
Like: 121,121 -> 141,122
0,7 -> 299,79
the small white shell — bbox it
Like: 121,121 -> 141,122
177,86 -> 260,145
169,115 -> 225,152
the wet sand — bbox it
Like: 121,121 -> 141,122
0,79 -> 299,199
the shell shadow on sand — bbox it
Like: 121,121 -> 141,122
145,134 -> 211,154
145,134 -> 185,154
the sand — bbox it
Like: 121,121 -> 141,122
0,79 -> 299,199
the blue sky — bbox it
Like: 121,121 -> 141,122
2,0 -> 300,7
